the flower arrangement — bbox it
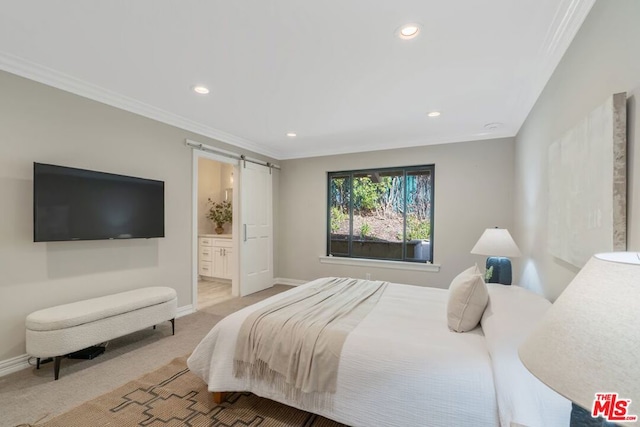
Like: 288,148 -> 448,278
207,198 -> 232,232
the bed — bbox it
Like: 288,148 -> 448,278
187,276 -> 570,427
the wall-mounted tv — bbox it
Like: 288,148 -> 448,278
33,163 -> 165,242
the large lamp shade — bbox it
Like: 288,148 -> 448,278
519,252 -> 640,423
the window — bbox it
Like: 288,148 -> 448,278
327,165 -> 434,263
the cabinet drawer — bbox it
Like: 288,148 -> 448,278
199,237 -> 213,247
199,247 -> 213,261
213,239 -> 232,248
199,260 -> 213,277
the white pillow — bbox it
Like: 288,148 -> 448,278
447,265 -> 489,332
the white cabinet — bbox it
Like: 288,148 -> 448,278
199,237 -> 233,280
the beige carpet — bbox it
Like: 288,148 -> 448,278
17,356 -> 345,427
1,285 -> 293,427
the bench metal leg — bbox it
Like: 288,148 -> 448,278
54,356 -> 62,380
152,320 -> 173,334
36,357 -> 54,370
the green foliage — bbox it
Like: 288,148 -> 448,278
485,266 -> 494,281
360,221 -> 371,238
406,215 -> 430,240
330,206 -> 348,233
352,177 -> 391,213
207,198 -> 232,226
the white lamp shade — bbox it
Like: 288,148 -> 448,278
519,252 -> 640,413
470,228 -> 522,257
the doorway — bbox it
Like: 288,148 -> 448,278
192,150 -> 238,310
191,142 -> 276,310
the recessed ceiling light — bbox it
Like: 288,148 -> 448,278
192,85 -> 210,95
484,122 -> 503,130
396,23 -> 421,40
427,111 -> 441,117
286,132 -> 297,137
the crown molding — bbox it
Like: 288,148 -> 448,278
510,0 -> 596,130
278,130 -> 515,160
0,52 -> 284,160
538,0 -> 596,80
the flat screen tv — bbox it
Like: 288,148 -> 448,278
33,163 -> 165,242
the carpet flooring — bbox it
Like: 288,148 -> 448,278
17,356 -> 345,427
0,285 -> 293,427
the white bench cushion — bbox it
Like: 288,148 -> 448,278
26,287 -> 177,331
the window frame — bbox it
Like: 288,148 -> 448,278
326,164 -> 435,264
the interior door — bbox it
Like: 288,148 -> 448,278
239,161 -> 273,296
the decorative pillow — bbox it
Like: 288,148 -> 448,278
447,265 -> 489,332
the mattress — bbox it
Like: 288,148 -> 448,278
188,278 -> 500,427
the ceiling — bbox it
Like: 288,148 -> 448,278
0,0 -> 594,160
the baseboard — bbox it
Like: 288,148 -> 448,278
0,353 -> 31,377
176,304 -> 195,318
0,306 -> 195,378
274,277 -> 307,286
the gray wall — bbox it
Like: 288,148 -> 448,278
278,137 -> 515,288
514,0 -> 640,300
0,70 -> 276,361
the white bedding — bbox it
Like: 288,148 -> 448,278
482,284 -> 570,427
187,278 -> 570,427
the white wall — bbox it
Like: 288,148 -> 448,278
0,70 -> 276,362
197,158 -> 222,235
277,137 -> 515,288
514,0 -> 640,300
197,158 -> 234,235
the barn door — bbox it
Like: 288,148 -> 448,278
239,161 -> 273,296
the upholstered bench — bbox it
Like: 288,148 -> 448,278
26,286 -> 177,380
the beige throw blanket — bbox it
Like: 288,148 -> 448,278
234,277 -> 387,401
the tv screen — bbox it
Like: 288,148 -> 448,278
33,163 -> 165,242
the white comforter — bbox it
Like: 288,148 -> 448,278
188,278 -> 570,427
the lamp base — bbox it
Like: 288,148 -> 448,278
486,257 -> 512,285
571,403 -> 617,426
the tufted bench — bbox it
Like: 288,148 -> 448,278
26,286 -> 177,380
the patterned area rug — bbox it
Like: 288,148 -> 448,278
27,356 -> 347,427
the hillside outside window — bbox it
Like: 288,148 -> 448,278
327,165 -> 434,263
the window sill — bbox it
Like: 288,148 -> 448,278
318,256 -> 441,272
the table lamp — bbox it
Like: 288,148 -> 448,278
519,252 -> 640,426
470,227 -> 521,285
